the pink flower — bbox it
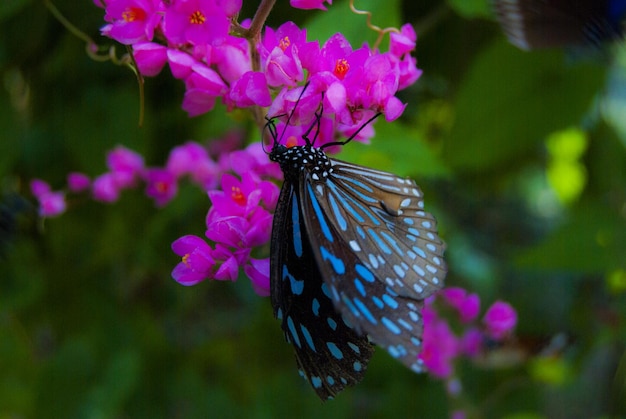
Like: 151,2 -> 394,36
390,24 -> 417,57
171,235 -> 216,286
67,172 -> 91,192
92,172 -> 122,202
211,244 -> 242,281
107,145 -> 145,188
483,301 -> 517,339
102,0 -> 163,44
229,71 -> 272,108
208,173 -> 271,218
133,42 -> 168,76
244,258 -> 270,297
227,143 -> 283,181
163,0 -> 230,46
290,0 -> 332,10
441,287 -> 480,323
167,49 -> 198,80
30,179 -> 51,197
143,168 -> 178,207
419,304 -> 459,378
212,37 -> 251,84
260,22 -> 308,87
182,63 -> 228,116
38,191 -> 67,217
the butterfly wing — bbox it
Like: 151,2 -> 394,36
494,0 -> 625,49
270,177 -> 374,400
313,158 -> 446,302
300,158 -> 446,371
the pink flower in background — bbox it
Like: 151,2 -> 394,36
31,179 -> 66,217
92,172 -> 122,203
144,168 -> 178,207
30,179 -> 51,197
484,301 -> 517,339
67,173 -> 91,192
441,287 -> 480,323
107,146 -> 145,188
419,302 -> 459,378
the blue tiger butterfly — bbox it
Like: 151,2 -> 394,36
494,0 -> 626,50
267,90 -> 447,399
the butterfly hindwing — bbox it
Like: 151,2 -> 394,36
270,177 -> 374,400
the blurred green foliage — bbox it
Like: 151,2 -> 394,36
1,0 -> 625,417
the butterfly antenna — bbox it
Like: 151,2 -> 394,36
321,112 -> 382,149
302,94 -> 324,147
276,81 -> 312,146
262,115 -> 279,153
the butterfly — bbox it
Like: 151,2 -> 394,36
266,92 -> 447,399
494,0 -> 626,50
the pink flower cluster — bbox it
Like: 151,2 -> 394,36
420,287 -> 518,378
97,0 -> 421,140
172,148 -> 282,296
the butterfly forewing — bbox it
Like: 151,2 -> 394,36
315,158 -> 447,301
270,177 -> 374,400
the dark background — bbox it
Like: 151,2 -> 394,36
1,0 -> 625,417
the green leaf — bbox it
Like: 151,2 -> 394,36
515,202 -> 626,272
447,0 -> 491,18
443,40 -> 607,171
335,119 -> 450,178
305,0 -> 401,49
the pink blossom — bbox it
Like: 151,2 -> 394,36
67,172 -> 91,192
215,0 -> 242,16
171,235 -> 215,286
163,0 -> 230,46
244,258 -> 270,297
207,173 -> 270,218
37,191 -> 67,217
30,179 -> 51,197
102,0 -> 163,44
182,63 -> 228,116
133,42 -> 168,76
483,301 -> 517,339
419,304 -> 459,378
260,22 -> 308,87
390,24 -> 417,57
227,143 -> 283,181
92,173 -> 121,203
290,0 -> 332,10
211,244 -> 242,281
212,37 -> 251,84
106,145 -> 145,188
441,287 -> 480,323
143,168 -> 178,207
167,49 -> 198,80
229,71 -> 272,108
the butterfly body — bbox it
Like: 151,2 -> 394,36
269,141 -> 446,399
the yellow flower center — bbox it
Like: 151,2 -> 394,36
122,7 -> 146,22
231,186 -> 245,205
333,58 -> 350,79
189,10 -> 206,25
279,36 -> 291,51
